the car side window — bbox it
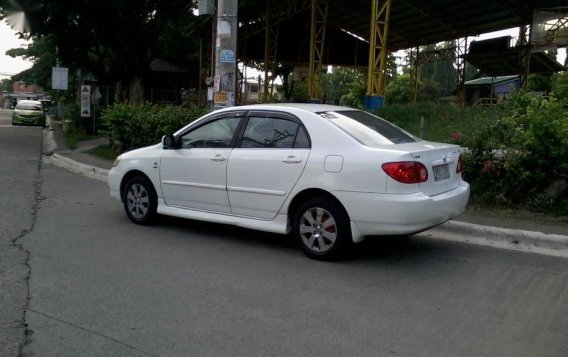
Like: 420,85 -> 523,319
240,117 -> 302,148
294,125 -> 310,148
180,117 -> 240,149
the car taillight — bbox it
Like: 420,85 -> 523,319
456,154 -> 464,174
382,161 -> 428,184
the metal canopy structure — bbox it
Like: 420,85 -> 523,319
235,0 -> 567,106
239,0 -> 566,62
466,37 -> 565,76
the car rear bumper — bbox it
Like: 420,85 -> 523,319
333,181 -> 470,240
12,116 -> 45,126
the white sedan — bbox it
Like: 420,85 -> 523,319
108,103 -> 469,259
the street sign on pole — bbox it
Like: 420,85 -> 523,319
52,67 -> 69,90
213,0 -> 238,108
80,85 -> 91,118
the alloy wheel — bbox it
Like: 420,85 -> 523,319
126,183 -> 150,219
299,207 -> 337,253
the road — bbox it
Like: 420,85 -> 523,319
1,121 -> 568,356
0,108 -> 43,356
0,107 -> 13,126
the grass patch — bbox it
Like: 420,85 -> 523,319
64,132 -> 100,150
86,145 -> 118,161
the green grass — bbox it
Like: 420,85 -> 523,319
64,132 -> 100,150
86,145 -> 118,161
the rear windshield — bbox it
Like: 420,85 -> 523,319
319,110 -> 418,146
16,102 -> 43,111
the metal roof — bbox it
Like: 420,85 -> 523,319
238,0 -> 567,65
464,75 -> 519,86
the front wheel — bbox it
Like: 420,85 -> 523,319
122,176 -> 158,225
293,197 -> 352,260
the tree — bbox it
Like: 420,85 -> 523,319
320,67 -> 366,107
552,71 -> 568,100
1,78 -> 12,92
5,36 -> 56,89
1,0 -> 203,103
385,73 -> 410,104
527,74 -> 553,94
419,42 -> 457,96
322,67 -> 365,104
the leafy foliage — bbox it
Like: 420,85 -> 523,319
1,0 -> 203,99
6,36 -> 57,89
385,74 -> 411,104
462,92 -> 568,213
374,102 -> 501,142
102,103 -> 207,153
375,96 -> 568,214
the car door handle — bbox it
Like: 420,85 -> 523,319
211,155 -> 226,162
282,156 -> 302,164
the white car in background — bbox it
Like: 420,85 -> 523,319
108,103 -> 469,259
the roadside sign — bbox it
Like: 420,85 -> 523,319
80,85 -> 91,118
52,67 -> 68,90
220,49 -> 236,64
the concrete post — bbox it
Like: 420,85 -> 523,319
214,0 -> 238,109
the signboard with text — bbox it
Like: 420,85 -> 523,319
80,85 -> 91,118
52,67 -> 69,90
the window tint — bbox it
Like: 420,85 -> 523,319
294,126 -> 310,148
180,117 -> 240,149
240,117 -> 300,148
320,110 -> 418,145
16,102 -> 43,111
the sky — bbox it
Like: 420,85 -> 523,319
0,20 -> 32,80
0,20 -> 565,82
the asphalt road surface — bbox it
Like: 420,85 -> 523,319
2,122 -> 568,357
0,107 -> 13,125
0,114 -> 43,356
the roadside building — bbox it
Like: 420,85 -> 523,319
464,75 -> 520,106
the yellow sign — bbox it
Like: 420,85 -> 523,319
214,91 -> 227,103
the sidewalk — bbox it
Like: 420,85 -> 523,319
41,117 -> 568,257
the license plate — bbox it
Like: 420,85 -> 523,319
433,164 -> 450,181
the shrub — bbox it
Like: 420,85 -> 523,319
462,92 -> 568,214
63,102 -> 82,131
102,103 -> 207,152
374,102 -> 502,142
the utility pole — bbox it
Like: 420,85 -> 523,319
213,0 -> 238,109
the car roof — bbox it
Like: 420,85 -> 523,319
215,103 -> 356,114
17,100 -> 42,105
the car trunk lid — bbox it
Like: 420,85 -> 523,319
395,142 -> 463,196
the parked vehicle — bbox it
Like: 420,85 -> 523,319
108,104 -> 469,259
12,100 -> 47,126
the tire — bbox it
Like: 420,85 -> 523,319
293,196 -> 352,260
122,176 -> 158,225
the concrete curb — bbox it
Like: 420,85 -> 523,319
418,220 -> 568,258
43,127 -> 57,156
43,153 -> 109,182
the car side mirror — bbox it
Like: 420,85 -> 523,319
163,134 -> 180,149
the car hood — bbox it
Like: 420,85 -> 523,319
121,143 -> 163,159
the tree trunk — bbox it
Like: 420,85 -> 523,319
115,81 -> 128,103
129,78 -> 145,105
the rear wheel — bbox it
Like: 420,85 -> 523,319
122,176 -> 157,225
293,197 -> 352,260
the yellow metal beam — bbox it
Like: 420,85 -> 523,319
308,0 -> 328,101
366,0 -> 391,108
